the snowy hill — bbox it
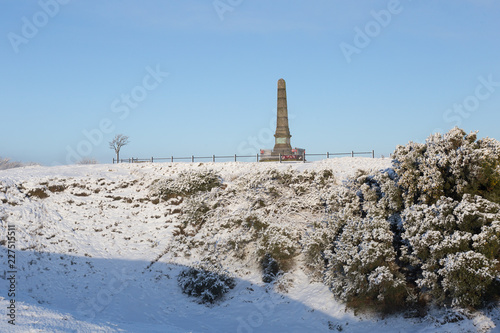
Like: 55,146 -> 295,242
0,158 -> 498,332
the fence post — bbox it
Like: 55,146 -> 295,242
213,155 -> 215,163
372,150 -> 375,158
303,151 -> 306,163
191,155 -> 194,163
279,154 -> 282,163
151,157 -> 154,163
327,152 -> 329,159
351,151 -> 354,157
112,158 -> 115,164
234,154 -> 237,162
256,153 -> 259,162
171,156 -> 173,163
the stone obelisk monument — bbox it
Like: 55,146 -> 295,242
272,78 -> 292,155
260,78 -> 304,162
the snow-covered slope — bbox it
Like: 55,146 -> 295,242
0,158 -> 498,332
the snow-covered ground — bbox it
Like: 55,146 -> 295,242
0,158 -> 498,332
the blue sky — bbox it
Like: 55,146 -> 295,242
1,0 -> 500,165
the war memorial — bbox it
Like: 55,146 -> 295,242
260,78 -> 305,162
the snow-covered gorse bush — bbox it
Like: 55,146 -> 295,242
306,169 -> 409,310
308,127 -> 500,311
394,127 -> 500,206
395,128 -> 500,308
77,157 -> 98,165
178,260 -> 236,304
261,254 -> 280,283
151,169 -> 222,200
176,196 -> 211,236
401,193 -> 500,307
257,225 -> 300,272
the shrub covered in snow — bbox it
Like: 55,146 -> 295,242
393,127 -> 500,206
0,157 -> 25,170
78,157 -> 98,165
0,156 -> 38,170
151,170 -> 222,200
177,196 -> 211,235
261,254 -> 280,283
395,128 -> 500,307
308,127 -> 500,311
325,216 -> 407,308
401,194 -> 500,307
307,169 -> 409,310
178,261 -> 235,304
257,225 -> 299,267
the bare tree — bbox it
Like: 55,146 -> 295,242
109,134 -> 130,163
